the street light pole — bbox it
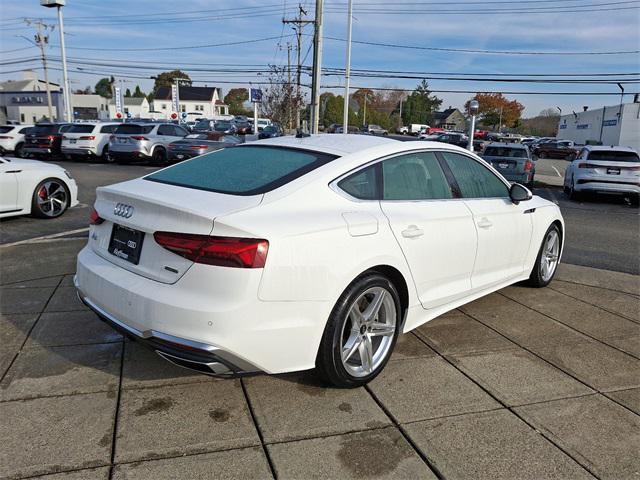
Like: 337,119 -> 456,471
342,0 -> 353,135
467,100 -> 479,151
56,6 -> 72,122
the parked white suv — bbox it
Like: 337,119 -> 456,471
62,122 -> 119,162
564,145 -> 640,204
0,124 -> 34,158
109,123 -> 189,164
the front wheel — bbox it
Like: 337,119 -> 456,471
316,273 -> 401,388
31,178 -> 70,219
151,147 -> 167,166
526,224 -> 561,287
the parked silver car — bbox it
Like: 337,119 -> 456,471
482,142 -> 535,186
108,123 -> 189,164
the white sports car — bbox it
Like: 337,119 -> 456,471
75,135 -> 564,387
0,157 -> 78,219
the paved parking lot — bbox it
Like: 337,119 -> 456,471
1,237 -> 639,479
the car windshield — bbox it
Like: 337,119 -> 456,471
67,124 -> 95,133
194,120 -> 212,130
145,146 -> 338,195
484,147 -> 528,158
0,126 -> 15,134
214,122 -> 231,131
587,150 -> 639,162
114,124 -> 154,135
263,126 -> 277,133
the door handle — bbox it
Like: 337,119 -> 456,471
477,218 -> 493,229
401,225 -> 424,238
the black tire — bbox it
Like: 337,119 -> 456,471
316,273 -> 402,388
102,145 -> 113,163
151,147 -> 167,166
31,178 -> 70,219
526,224 -> 561,288
569,178 -> 581,201
538,151 -> 547,159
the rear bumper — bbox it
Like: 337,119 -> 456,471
500,172 -> 533,184
62,146 -> 99,156
75,245 -> 330,375
574,177 -> 640,194
23,146 -> 54,155
110,151 -> 150,163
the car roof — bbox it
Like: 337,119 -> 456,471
250,133 -> 398,155
487,142 -> 527,148
582,145 -> 638,153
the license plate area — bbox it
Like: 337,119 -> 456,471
118,138 -> 129,144
108,224 -> 145,265
498,162 -> 509,169
607,168 -> 620,175
69,138 -> 77,144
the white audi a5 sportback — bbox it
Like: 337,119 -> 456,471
75,135 -> 563,387
0,156 -> 78,219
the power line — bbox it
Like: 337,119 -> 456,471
317,35 -> 640,55
321,84 -> 640,95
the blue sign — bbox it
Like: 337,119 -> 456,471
126,112 -> 131,119
559,124 -> 567,129
181,112 -> 188,119
602,119 -> 617,127
576,124 -> 589,130
250,88 -> 262,103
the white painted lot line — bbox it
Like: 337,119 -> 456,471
552,166 -> 562,177
0,227 -> 89,249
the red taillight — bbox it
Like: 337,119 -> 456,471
189,145 -> 209,149
131,136 -> 148,141
79,135 -> 96,140
524,160 -> 533,172
47,135 -> 55,141
578,163 -> 598,169
89,207 -> 104,225
153,232 -> 269,268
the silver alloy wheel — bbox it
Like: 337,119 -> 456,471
540,229 -> 560,282
340,286 -> 396,377
36,180 -> 68,217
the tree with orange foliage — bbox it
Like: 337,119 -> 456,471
465,93 -> 524,131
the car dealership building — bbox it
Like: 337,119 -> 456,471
556,99 -> 640,152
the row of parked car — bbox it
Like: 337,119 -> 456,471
0,117 -> 284,165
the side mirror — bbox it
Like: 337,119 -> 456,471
510,183 -> 533,204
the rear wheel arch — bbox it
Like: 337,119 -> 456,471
365,265 -> 409,323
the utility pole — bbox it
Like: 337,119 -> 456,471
26,20 -> 54,121
283,4 -> 313,130
342,0 -> 353,135
287,42 -> 292,130
310,0 -> 324,134
56,4 -> 72,122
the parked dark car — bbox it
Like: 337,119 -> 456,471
22,123 -> 73,158
213,120 -> 237,135
533,140 -> 579,160
258,124 -> 284,139
482,143 -> 535,185
167,133 -> 238,162
422,131 -> 469,148
234,121 -> 253,135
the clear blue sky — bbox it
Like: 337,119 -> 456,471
1,0 -> 638,117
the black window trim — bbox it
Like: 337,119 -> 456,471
144,144 -> 339,196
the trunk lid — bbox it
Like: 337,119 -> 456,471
91,178 -> 262,283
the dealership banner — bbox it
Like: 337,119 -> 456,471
171,84 -> 180,116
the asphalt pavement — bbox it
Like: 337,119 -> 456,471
1,156 -> 638,275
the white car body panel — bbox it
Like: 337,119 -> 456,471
0,157 -> 78,218
61,122 -> 119,159
75,135 -> 563,375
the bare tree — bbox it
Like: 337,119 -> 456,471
260,66 -> 305,129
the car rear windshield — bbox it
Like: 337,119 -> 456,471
67,124 -> 95,133
30,124 -> 60,134
194,120 -> 213,130
587,150 -> 639,162
114,124 -> 154,135
145,145 -> 338,195
484,147 -> 528,158
0,126 -> 15,134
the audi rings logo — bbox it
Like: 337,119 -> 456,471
113,203 -> 134,218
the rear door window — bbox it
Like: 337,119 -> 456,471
157,125 -> 175,136
382,152 -> 453,200
338,165 -> 379,200
145,146 -> 338,195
